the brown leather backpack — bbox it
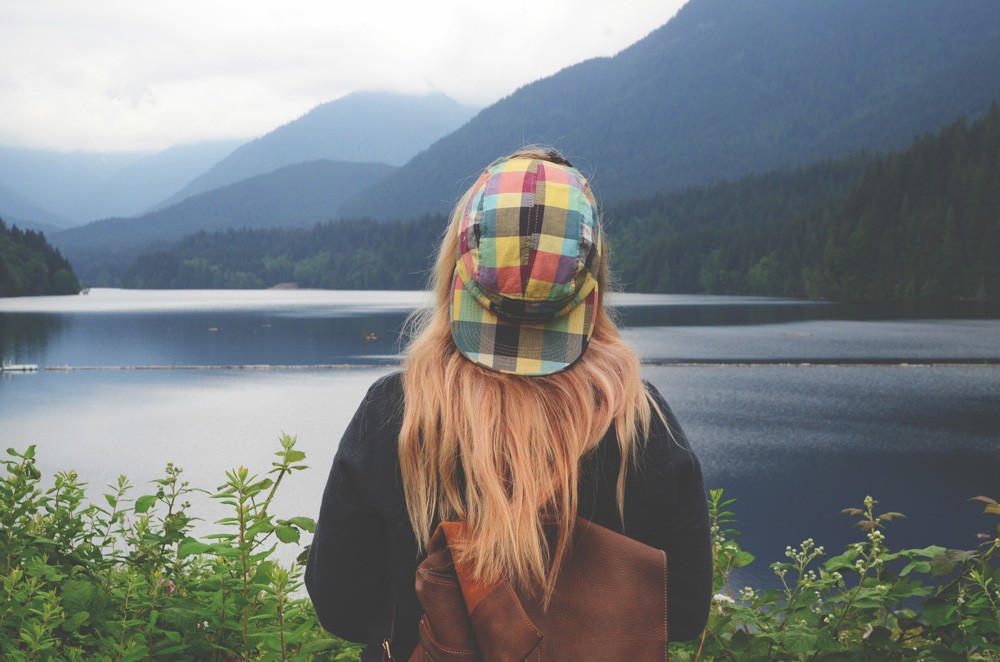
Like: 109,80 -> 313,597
406,517 -> 668,662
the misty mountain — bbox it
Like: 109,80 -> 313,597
0,140 -> 241,224
157,92 -> 479,208
0,180 -> 69,233
338,0 -> 1000,220
52,160 -> 396,273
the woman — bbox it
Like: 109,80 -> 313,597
306,149 -> 712,660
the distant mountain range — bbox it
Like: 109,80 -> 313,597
54,160 -> 395,258
0,180 -> 69,233
0,91 -> 477,228
0,141 -> 241,225
157,91 -> 479,208
115,102 -> 1000,301
339,0 -> 1000,219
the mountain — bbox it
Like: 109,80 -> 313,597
157,92 -> 479,208
53,160 -> 396,282
0,181 -> 70,232
338,0 -> 1000,220
0,141 -> 241,224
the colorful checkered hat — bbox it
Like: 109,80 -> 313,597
450,156 -> 602,376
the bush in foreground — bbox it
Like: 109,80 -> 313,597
1,440 -> 997,660
0,437 -> 359,661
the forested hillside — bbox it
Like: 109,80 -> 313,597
121,215 -> 445,290
613,104 -> 1000,300
0,219 -> 80,297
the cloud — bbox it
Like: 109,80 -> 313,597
0,0 -> 686,152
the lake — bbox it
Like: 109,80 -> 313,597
1,288 -> 998,588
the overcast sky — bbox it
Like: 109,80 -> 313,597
0,1 -> 687,154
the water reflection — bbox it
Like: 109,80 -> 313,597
0,313 -> 66,364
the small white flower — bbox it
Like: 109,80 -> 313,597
712,592 -> 735,614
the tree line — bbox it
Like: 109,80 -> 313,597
121,214 -> 447,290
0,219 -> 81,297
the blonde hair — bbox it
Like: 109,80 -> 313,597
399,148 -> 658,602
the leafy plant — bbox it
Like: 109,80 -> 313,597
4,441 -> 997,660
674,492 -> 1000,661
0,437 -> 361,661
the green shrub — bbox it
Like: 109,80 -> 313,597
0,438 -> 360,661
671,490 -> 1000,661
2,441 -> 997,660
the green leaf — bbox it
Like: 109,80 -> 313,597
177,537 -> 212,558
249,543 -> 278,563
283,516 -> 316,532
63,610 -> 90,632
899,560 -> 930,576
303,639 -> 340,653
781,626 -> 818,654
929,549 -> 977,576
283,450 -> 306,464
275,525 -> 300,544
922,598 -> 958,626
134,494 -> 158,513
825,549 -> 859,571
245,519 -> 274,539
863,625 -> 892,647
60,578 -> 95,612
209,543 -> 241,558
732,550 -> 755,568
153,644 -> 189,656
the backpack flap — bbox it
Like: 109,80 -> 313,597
414,519 -> 667,662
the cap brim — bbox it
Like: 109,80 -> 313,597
450,269 -> 599,376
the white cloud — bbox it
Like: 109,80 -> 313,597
0,0 -> 686,152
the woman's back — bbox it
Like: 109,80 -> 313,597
306,151 -> 712,661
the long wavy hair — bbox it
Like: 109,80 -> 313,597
399,148 -> 659,603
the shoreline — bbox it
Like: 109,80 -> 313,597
30,358 -> 1000,372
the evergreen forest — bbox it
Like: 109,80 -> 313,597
120,104 -> 1000,301
121,215 -> 446,291
0,219 -> 80,297
614,104 -> 1000,300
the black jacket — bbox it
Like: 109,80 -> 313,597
305,372 -> 712,661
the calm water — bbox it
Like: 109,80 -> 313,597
1,289 -> 998,587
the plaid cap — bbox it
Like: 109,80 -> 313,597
450,157 -> 602,376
